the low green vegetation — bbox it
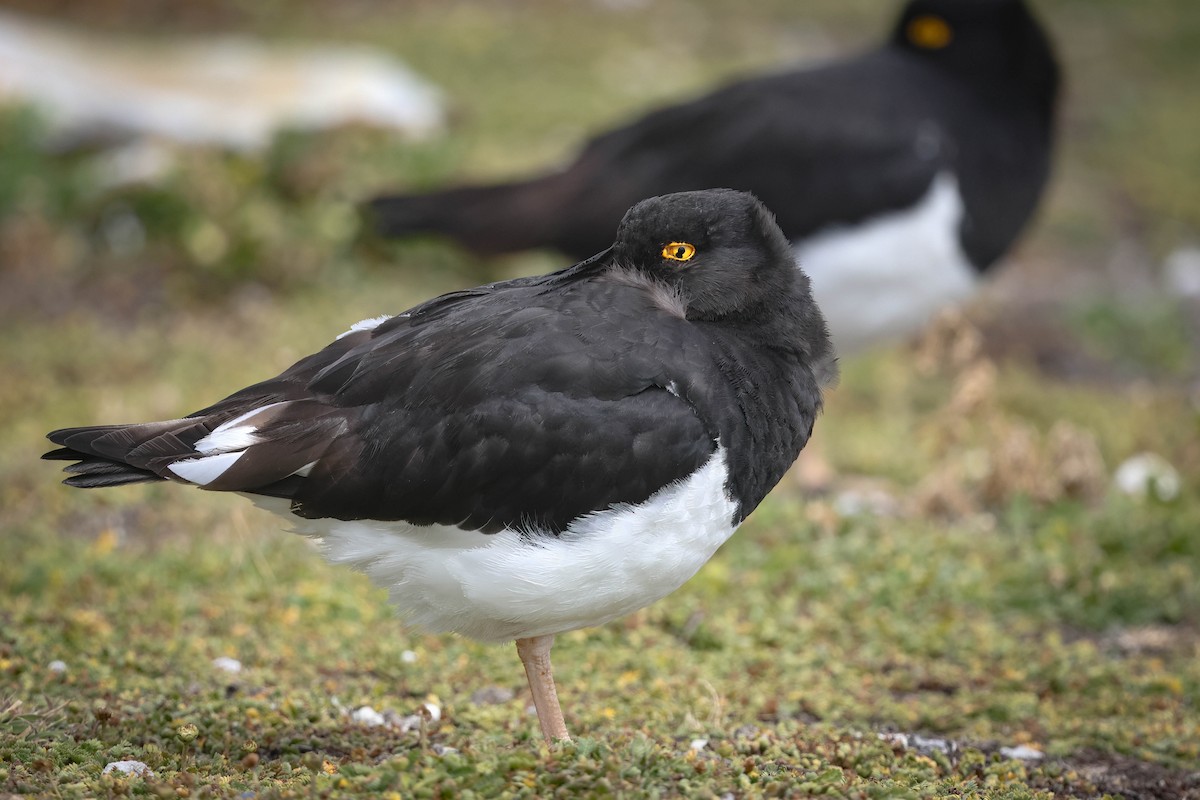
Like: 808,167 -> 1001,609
1,1 -> 1198,797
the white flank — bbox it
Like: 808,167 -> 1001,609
250,448 -> 738,642
169,451 -> 246,486
336,314 -> 392,340
794,172 -> 977,356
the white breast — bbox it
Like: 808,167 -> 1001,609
249,448 -> 738,643
794,172 -> 977,356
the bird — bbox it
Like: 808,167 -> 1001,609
44,189 -> 837,743
366,0 -> 1059,356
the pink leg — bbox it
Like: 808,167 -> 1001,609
515,635 -> 571,742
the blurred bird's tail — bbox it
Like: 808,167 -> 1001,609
365,174 -> 572,257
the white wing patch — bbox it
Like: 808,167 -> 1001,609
194,401 -> 290,454
292,460 -> 318,478
177,401 -> 307,485
336,314 -> 392,340
169,451 -> 246,486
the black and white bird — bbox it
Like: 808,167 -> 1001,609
45,189 -> 836,742
367,0 -> 1059,355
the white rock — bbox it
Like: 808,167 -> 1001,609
1114,453 -> 1181,501
351,706 -> 386,727
911,734 -> 950,754
212,656 -> 243,674
384,711 -> 424,733
1000,745 -> 1045,761
0,10 -> 444,151
878,732 -> 950,754
48,660 -> 67,673
103,760 -> 153,777
1164,247 -> 1200,299
401,650 -> 418,664
689,738 -> 709,752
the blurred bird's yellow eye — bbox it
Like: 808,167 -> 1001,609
907,15 -> 953,49
662,242 -> 697,262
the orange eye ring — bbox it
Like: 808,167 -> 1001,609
907,15 -> 953,49
662,242 -> 697,262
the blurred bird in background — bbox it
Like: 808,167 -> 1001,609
368,0 -> 1059,356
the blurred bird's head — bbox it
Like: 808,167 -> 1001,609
891,0 -> 1059,113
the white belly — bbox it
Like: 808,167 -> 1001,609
251,448 -> 738,642
794,172 -> 978,357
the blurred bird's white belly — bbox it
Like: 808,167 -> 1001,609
251,449 -> 738,643
794,172 -> 977,356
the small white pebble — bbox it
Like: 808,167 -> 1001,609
351,706 -> 386,727
212,656 -> 243,674
103,760 -> 153,777
432,743 -> 458,756
48,660 -> 67,673
911,734 -> 950,753
401,650 -> 418,664
689,738 -> 709,752
879,732 -> 950,754
1114,453 -> 1181,501
422,702 -> 441,722
386,712 -> 423,732
1000,745 -> 1045,761
1164,246 -> 1200,299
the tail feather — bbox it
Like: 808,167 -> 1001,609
44,421 -> 195,489
62,462 -> 162,489
366,174 -> 573,256
45,403 -> 344,496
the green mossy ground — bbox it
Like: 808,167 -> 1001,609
1,1 -> 1198,797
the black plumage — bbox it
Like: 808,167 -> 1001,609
46,190 -> 835,536
46,190 -> 836,742
367,0 -> 1058,274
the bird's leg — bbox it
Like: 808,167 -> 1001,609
515,634 -> 571,742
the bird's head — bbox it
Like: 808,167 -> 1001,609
609,189 -> 804,322
891,0 -> 1059,112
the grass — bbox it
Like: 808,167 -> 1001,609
2,1 -> 1199,797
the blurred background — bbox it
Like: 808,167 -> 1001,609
1,0 -> 1198,330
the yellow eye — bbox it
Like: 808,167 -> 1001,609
907,15 -> 953,49
662,242 -> 697,262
